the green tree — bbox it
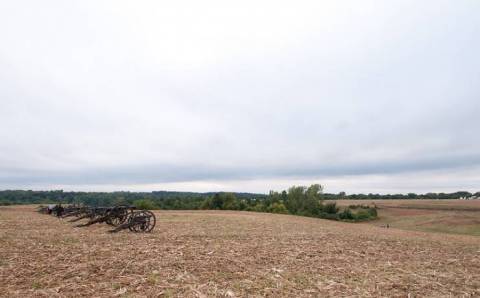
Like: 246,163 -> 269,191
285,186 -> 305,214
284,184 -> 323,216
268,202 -> 288,214
133,199 -> 157,210
221,193 -> 238,210
211,193 -> 223,209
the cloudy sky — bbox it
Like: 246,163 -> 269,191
1,1 -> 479,194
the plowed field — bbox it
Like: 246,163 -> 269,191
1,206 -> 479,297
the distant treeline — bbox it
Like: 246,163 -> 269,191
0,185 -> 378,221
0,189 -> 477,208
2,187 -> 477,222
0,190 -> 265,209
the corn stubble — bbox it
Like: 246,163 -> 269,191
0,206 -> 479,297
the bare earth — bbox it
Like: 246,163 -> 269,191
1,206 -> 479,297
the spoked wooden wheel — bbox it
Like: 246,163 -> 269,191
106,208 -> 132,227
128,210 -> 156,233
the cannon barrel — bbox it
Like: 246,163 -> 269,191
76,214 -> 110,227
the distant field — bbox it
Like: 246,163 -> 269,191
334,199 -> 480,236
1,205 -> 479,297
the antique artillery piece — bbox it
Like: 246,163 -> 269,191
69,206 -> 105,223
61,205 -> 86,219
37,204 -> 67,216
73,205 -> 156,233
108,210 -> 156,233
38,203 -> 156,233
37,205 -> 49,214
75,206 -> 136,228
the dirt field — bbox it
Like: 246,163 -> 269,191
334,200 -> 480,236
1,206 -> 479,297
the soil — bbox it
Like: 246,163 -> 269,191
1,206 -> 479,297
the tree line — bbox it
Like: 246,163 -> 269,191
0,188 -> 477,222
198,184 -> 378,221
0,189 -> 476,207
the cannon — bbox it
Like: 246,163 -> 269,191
105,206 -> 135,226
37,205 -> 49,214
75,206 -> 136,228
108,210 -> 156,233
38,203 -> 156,233
69,206 -> 105,222
61,205 -> 86,218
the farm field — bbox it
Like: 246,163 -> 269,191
1,205 -> 479,297
334,199 -> 480,236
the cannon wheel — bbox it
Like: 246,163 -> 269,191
128,210 -> 156,233
106,208 -> 132,227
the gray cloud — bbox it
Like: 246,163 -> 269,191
0,1 -> 479,193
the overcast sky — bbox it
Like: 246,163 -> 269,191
1,1 -> 479,194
